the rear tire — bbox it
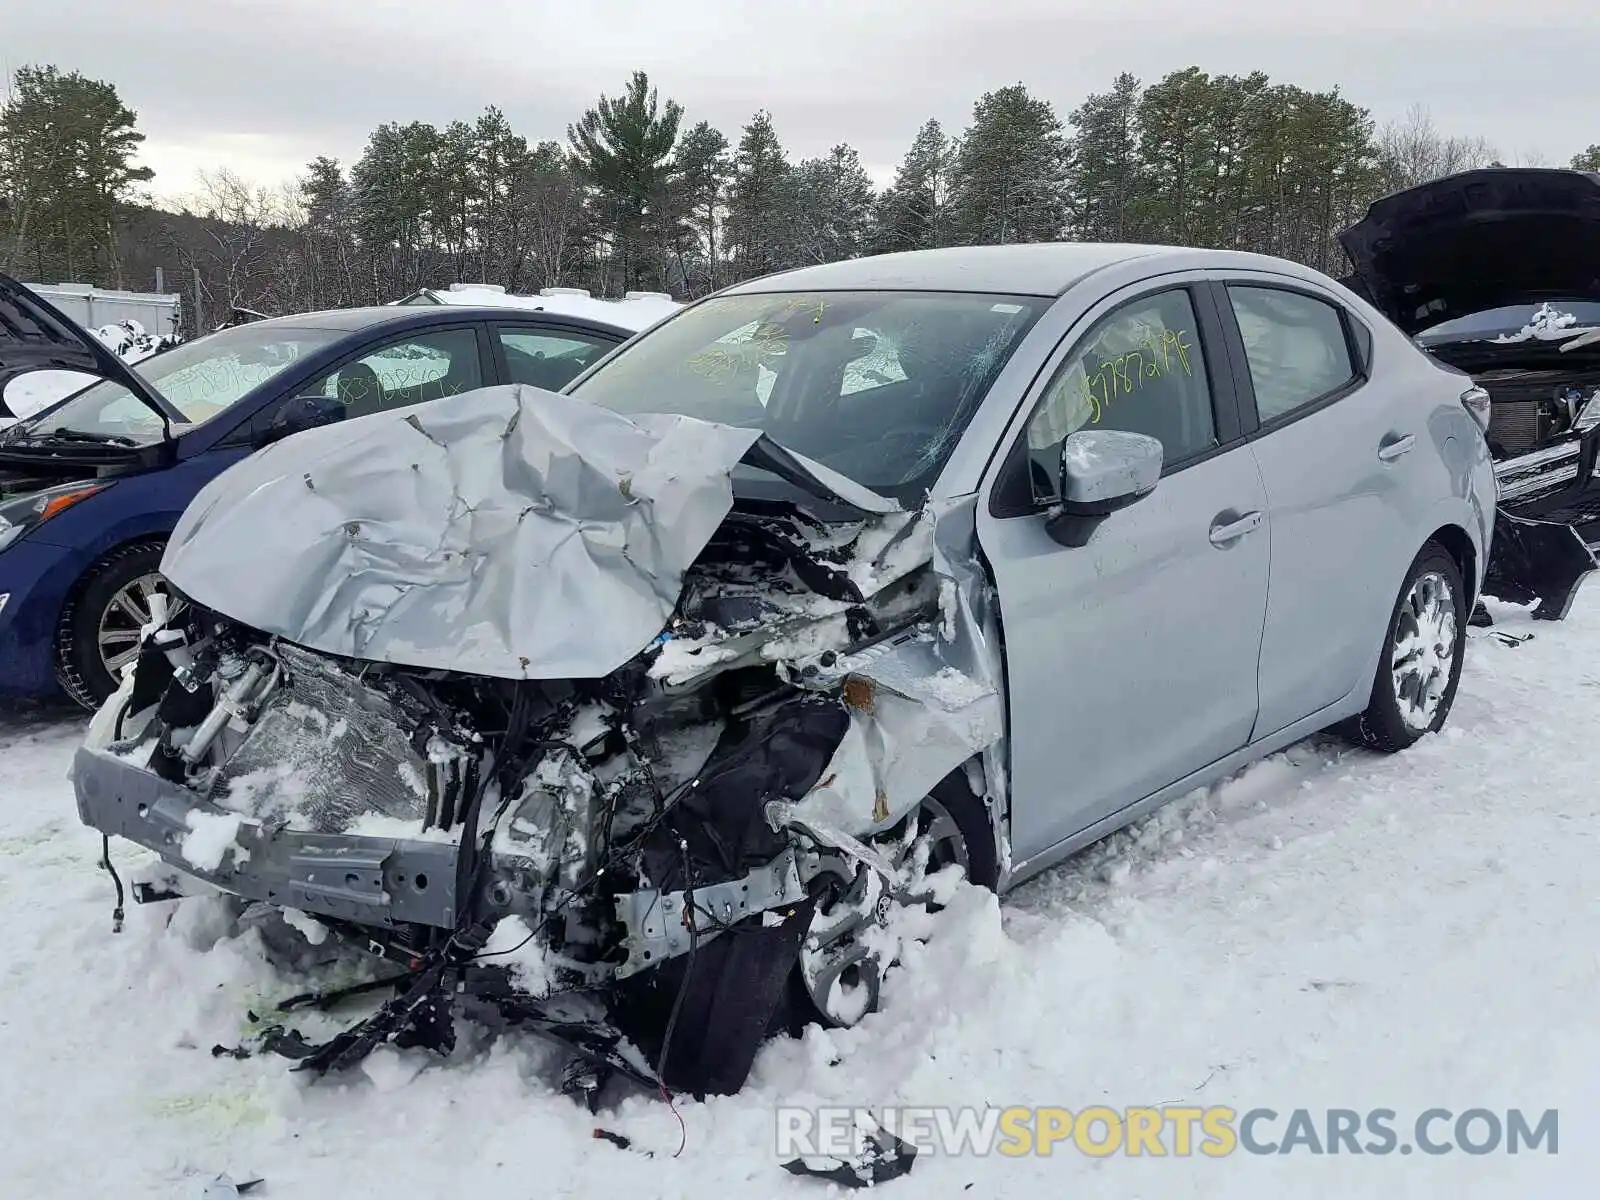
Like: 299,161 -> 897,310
1342,540 -> 1467,754
54,541 -> 172,711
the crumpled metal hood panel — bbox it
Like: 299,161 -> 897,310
162,385 -> 766,679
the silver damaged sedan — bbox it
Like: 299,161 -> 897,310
73,243 -> 1496,1099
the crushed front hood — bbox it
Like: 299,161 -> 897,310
162,385 -> 892,680
1338,168 -> 1600,336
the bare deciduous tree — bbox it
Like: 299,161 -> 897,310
1376,104 -> 1499,191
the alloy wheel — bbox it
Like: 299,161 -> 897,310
1390,569 -> 1458,733
96,573 -> 185,677
796,793 -> 971,1027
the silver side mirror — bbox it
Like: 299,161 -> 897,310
1047,429 -> 1163,547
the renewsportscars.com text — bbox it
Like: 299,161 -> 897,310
775,1105 -> 1559,1159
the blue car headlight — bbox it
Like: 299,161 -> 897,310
0,481 -> 107,553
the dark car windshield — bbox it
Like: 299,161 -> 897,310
569,290 -> 1045,499
23,324 -> 343,444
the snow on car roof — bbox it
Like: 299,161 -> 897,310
402,284 -> 681,333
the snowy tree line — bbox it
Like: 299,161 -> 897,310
2,64 -> 1594,331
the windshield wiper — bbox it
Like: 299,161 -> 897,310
42,427 -> 139,447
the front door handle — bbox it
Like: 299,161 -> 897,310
1378,434 -> 1416,462
1209,510 -> 1263,546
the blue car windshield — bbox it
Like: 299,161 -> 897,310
569,290 -> 1045,501
25,324 -> 342,444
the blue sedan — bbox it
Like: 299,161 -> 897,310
0,276 -> 645,707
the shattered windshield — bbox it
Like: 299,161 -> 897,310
570,290 -> 1045,499
22,324 -> 342,444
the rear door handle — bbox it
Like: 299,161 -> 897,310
1378,434 -> 1416,462
1209,510 -> 1263,546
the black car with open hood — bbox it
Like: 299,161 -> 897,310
1340,168 -> 1600,621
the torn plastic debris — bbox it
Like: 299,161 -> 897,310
1482,508 -> 1597,621
782,1118 -> 918,1188
194,1174 -> 264,1199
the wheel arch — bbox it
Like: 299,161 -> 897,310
1427,522 -> 1478,607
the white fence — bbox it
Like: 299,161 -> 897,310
28,282 -> 181,336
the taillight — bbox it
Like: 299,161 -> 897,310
1460,386 -> 1491,433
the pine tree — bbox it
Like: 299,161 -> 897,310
725,111 -> 794,280
874,119 -> 954,253
671,120 -> 732,293
1132,67 -> 1221,247
0,64 -> 154,283
350,121 -> 441,298
791,144 -> 876,265
947,85 -> 1068,245
1065,74 -> 1146,243
567,71 -> 683,293
297,156 -> 357,307
471,106 -> 532,287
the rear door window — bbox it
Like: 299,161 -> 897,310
1226,286 -> 1358,424
495,326 -> 617,391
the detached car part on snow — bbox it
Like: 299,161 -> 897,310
73,385 -> 1004,1096
1339,167 -> 1600,619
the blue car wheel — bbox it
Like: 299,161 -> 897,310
54,540 -> 176,710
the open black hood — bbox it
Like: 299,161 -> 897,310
0,272 -> 179,425
1338,169 -> 1600,336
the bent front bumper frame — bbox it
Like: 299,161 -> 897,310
74,745 -> 462,928
74,744 -> 812,969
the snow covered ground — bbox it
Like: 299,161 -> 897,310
4,595 -> 1599,1198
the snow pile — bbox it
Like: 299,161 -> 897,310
7,594 -> 1600,1195
180,811 -> 245,872
407,284 -> 681,334
2,318 -> 181,422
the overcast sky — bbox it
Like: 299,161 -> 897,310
9,0 -> 1599,202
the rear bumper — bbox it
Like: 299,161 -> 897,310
73,744 -> 462,928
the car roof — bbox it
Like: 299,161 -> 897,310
237,304 -> 637,340
716,243 -> 1331,298
717,243 -> 1176,298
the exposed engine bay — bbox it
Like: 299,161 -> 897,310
73,385 -> 1006,1101
1470,366 -> 1600,458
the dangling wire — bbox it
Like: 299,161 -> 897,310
99,833 -> 125,934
